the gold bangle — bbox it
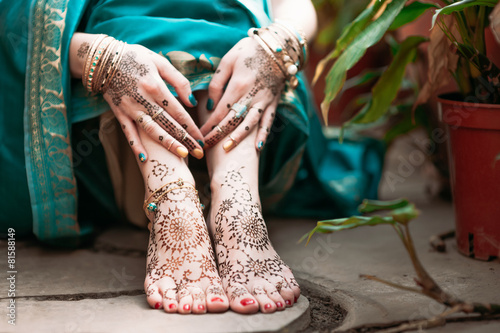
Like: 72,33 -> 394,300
82,34 -> 107,88
86,36 -> 114,92
102,41 -> 126,93
92,39 -> 118,93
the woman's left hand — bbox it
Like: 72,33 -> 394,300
200,37 -> 286,151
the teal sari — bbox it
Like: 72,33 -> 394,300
0,0 -> 384,245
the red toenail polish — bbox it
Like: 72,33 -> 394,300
294,296 -> 298,302
183,304 -> 191,311
240,298 -> 255,306
211,297 -> 224,303
155,302 -> 161,309
276,302 -> 283,308
265,303 -> 272,310
286,300 -> 292,306
169,304 -> 176,310
198,305 -> 205,310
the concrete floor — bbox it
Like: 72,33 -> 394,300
1,133 -> 499,332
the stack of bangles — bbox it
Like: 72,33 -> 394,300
82,34 -> 127,94
142,178 -> 198,216
248,20 -> 308,89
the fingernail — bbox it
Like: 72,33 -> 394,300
139,153 -> 147,163
285,300 -> 292,306
206,98 -> 214,111
189,94 -> 198,107
265,303 -> 272,310
176,146 -> 189,158
240,298 -> 255,306
211,297 -> 224,303
276,302 -> 283,308
198,305 -> 205,311
155,302 -> 161,309
257,141 -> 264,150
192,148 -> 204,159
183,304 -> 191,311
169,303 -> 176,309
196,139 -> 205,148
223,139 -> 235,152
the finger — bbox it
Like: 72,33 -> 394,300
148,77 -> 205,147
221,105 -> 264,152
135,113 -> 194,159
201,74 -> 246,136
114,111 -> 148,163
206,52 -> 237,112
152,52 -> 197,108
203,109 -> 243,149
255,101 -> 278,151
153,110 -> 204,159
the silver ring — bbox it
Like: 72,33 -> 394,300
228,135 -> 238,145
181,131 -> 188,141
215,125 -> 224,133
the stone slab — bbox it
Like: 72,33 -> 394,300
0,246 -> 145,297
0,295 -> 309,333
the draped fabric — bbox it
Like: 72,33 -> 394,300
0,0 -> 384,245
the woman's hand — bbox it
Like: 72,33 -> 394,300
201,37 -> 285,151
71,33 -> 204,161
103,43 -> 204,160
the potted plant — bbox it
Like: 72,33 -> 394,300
314,0 -> 500,259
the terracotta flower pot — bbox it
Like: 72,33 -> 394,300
438,94 -> 500,260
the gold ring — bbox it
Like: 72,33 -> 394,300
142,118 -> 155,129
151,109 -> 164,120
181,131 -> 188,141
135,112 -> 146,123
215,125 -> 224,133
228,135 -> 238,145
167,139 -> 175,151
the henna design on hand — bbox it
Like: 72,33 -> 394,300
244,47 -> 285,96
77,42 -> 90,58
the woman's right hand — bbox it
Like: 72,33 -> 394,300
103,43 -> 204,161
71,33 -> 204,161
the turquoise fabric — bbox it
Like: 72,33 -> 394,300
0,0 -> 384,245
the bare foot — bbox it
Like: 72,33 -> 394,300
209,167 -> 300,314
144,163 -> 229,314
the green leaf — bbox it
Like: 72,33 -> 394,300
313,0 -> 387,84
343,36 -> 427,127
321,0 -> 408,123
389,1 -> 439,31
390,203 -> 420,225
431,0 -> 498,29
358,198 -> 410,213
301,215 -> 397,245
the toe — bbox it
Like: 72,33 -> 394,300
145,284 -> 163,310
227,284 -> 259,314
264,284 -> 286,311
286,276 -> 301,303
161,287 -> 178,313
190,287 -> 207,314
252,285 -> 277,313
277,281 -> 295,307
206,285 -> 229,313
177,286 -> 193,314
